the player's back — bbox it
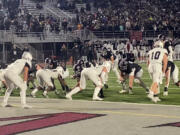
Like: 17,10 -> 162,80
6,59 -> 27,75
148,48 -> 167,64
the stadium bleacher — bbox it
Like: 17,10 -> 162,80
0,0 -> 179,63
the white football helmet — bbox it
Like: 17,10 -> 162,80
153,40 -> 164,48
22,52 -> 33,61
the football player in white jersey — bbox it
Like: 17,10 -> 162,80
147,45 -> 168,103
1,52 -> 33,109
65,60 -> 112,101
31,64 -> 55,98
31,64 -> 70,98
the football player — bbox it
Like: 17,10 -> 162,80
31,64 -> 70,97
118,59 -> 149,94
47,64 -> 70,94
31,64 -> 55,98
163,61 -> 180,96
1,52 -> 33,109
66,60 -> 112,101
147,44 -> 168,102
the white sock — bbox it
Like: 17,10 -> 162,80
93,87 -> 101,98
67,87 -> 80,96
43,91 -> 47,95
149,90 -> 154,95
20,89 -> 26,105
32,88 -> 38,95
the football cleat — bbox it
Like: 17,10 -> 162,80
93,96 -> 103,101
128,89 -> 133,94
119,89 -> 128,94
22,104 -> 32,109
154,97 -> 161,102
31,92 -> 36,98
2,103 -> 13,107
163,91 -> 168,96
65,94 -> 72,100
147,93 -> 154,100
146,90 -> 150,94
42,93 -> 49,98
55,90 -> 60,95
147,94 -> 158,103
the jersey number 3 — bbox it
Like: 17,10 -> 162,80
151,51 -> 161,60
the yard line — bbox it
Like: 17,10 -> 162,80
66,84 -> 180,90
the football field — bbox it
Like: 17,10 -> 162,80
0,61 -> 180,135
1,61 -> 180,105
1,97 -> 180,135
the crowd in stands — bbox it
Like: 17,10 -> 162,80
0,0 -> 179,39
75,0 -> 180,34
0,0 -> 73,36
54,0 -> 180,38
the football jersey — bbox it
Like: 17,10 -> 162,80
118,60 -> 141,75
166,61 -> 175,74
95,61 -> 112,75
6,59 -> 31,75
164,40 -> 173,61
148,48 -> 167,64
0,69 -> 6,81
73,60 -> 92,78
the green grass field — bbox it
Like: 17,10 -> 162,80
1,61 -> 180,105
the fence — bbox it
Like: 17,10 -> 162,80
0,30 -> 179,43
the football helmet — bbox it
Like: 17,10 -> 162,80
22,52 -> 33,61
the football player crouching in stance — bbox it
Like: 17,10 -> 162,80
163,61 -> 180,96
31,64 -> 54,98
1,52 -> 33,109
65,60 -> 112,101
46,64 -> 70,94
118,59 -> 149,94
31,64 -> 70,98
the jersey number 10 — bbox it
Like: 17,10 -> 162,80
151,51 -> 161,60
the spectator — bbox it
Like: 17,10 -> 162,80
60,43 -> 68,67
62,18 -> 68,33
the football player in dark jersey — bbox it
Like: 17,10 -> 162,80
72,58 -> 93,84
163,61 -> 180,96
118,59 -> 149,94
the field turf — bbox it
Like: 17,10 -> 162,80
1,61 -> 180,105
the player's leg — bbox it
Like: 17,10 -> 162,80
172,65 -> 180,87
135,69 -> 149,93
112,59 -> 120,80
31,86 -> 43,98
11,75 -> 31,108
65,69 -> 87,100
2,81 -> 14,107
148,65 -> 161,102
42,76 -> 54,98
163,68 -> 171,96
31,75 -> 43,97
58,75 -> 70,93
87,70 -> 103,100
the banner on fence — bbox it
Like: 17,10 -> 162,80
130,31 -> 142,41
